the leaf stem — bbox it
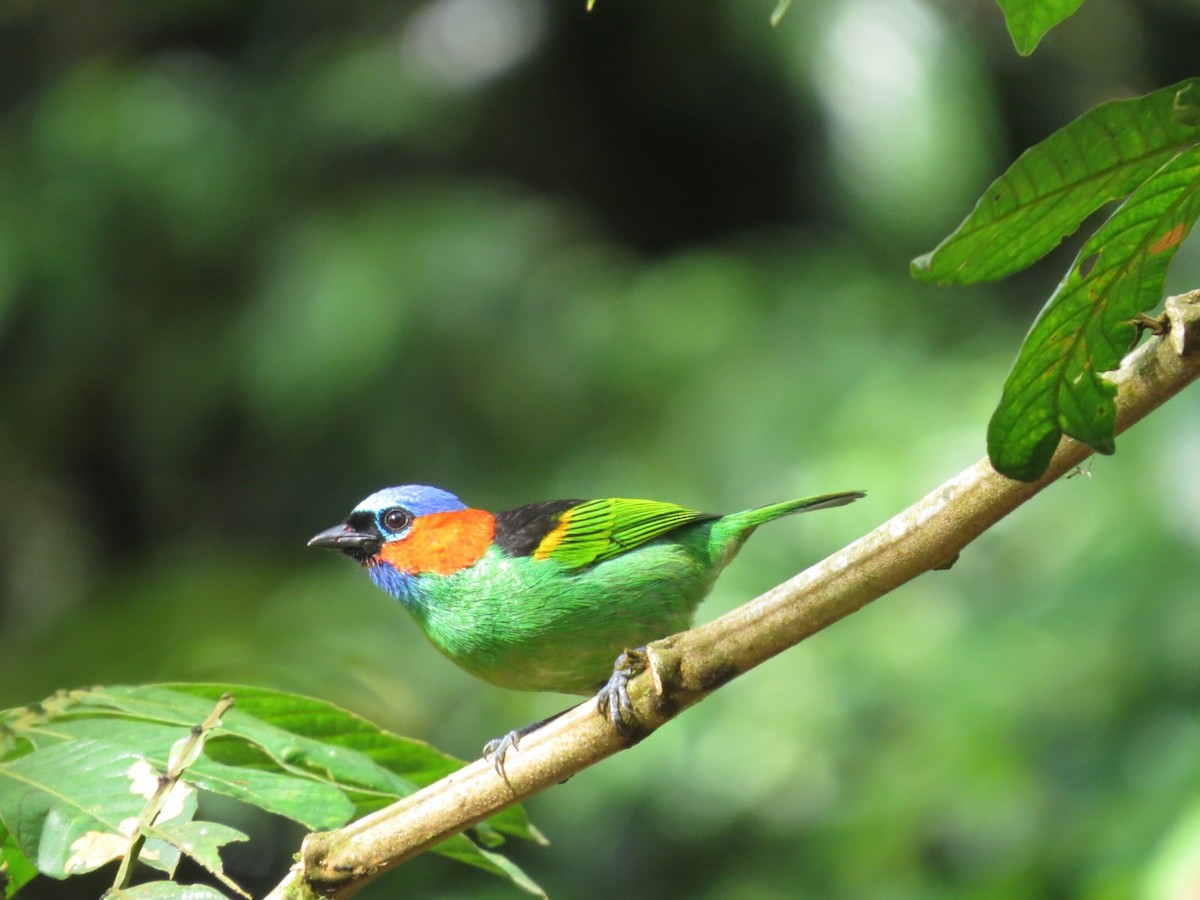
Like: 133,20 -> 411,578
109,693 -> 234,892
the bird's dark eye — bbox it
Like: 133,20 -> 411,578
381,508 -> 412,533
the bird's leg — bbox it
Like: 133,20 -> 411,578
483,708 -> 571,778
595,647 -> 649,734
486,647 -> 652,777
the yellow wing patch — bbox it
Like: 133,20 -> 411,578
532,508 -> 574,560
532,498 -> 711,569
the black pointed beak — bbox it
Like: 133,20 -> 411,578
307,523 -> 382,557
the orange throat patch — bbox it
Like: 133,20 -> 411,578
378,508 -> 495,575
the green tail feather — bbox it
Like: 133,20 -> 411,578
712,490 -> 865,549
743,491 -> 865,525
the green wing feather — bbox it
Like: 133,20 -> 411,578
533,498 -> 715,569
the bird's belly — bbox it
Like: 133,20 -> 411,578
410,546 -> 715,694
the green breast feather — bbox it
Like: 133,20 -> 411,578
531,498 -> 718,568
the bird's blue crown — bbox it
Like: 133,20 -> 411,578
353,484 -> 467,517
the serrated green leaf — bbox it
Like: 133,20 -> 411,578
167,685 -> 548,886
75,685 -> 433,793
996,0 -> 1087,55
988,144 -> 1200,480
176,683 -> 461,783
3,684 -> 547,897
913,80 -> 1200,284
25,716 -> 353,831
149,685 -> 445,793
53,685 -> 423,820
0,740 -> 183,879
147,821 -> 249,898
188,755 -> 352,830
166,684 -> 545,843
148,820 -> 248,873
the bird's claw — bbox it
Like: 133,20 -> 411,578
485,649 -> 651,777
483,710 -> 570,781
483,730 -> 521,780
596,648 -> 648,735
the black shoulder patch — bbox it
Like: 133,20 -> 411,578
493,499 -> 583,557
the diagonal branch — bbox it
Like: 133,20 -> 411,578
269,291 -> 1200,900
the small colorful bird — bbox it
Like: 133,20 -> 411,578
309,484 -> 864,741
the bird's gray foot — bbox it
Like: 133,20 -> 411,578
483,729 -> 523,778
483,710 -> 569,778
596,647 -> 649,734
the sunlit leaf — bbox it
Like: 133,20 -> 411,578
996,0 -> 1087,55
0,740 -> 168,879
987,144 -> 1200,480
17,711 -> 352,831
147,821 -> 249,898
166,684 -> 545,844
105,883 -> 230,899
2,685 -> 545,896
913,80 -> 1200,284
170,686 -> 548,889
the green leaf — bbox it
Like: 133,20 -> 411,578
105,883 -> 230,899
166,684 -> 545,844
153,685 -> 447,797
56,684 -> 432,824
449,840 -> 549,898
147,821 -> 249,898
2,824 -> 38,897
0,740 -> 183,879
167,685 -> 548,889
19,712 -> 353,831
987,144 -> 1200,480
996,0 -> 1087,55
913,80 -> 1200,284
3,685 -> 546,897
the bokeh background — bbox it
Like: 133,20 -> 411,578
4,0 -> 1200,897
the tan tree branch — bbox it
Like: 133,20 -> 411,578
269,291 -> 1200,900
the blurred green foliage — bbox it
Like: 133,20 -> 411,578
2,0 -> 1200,897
